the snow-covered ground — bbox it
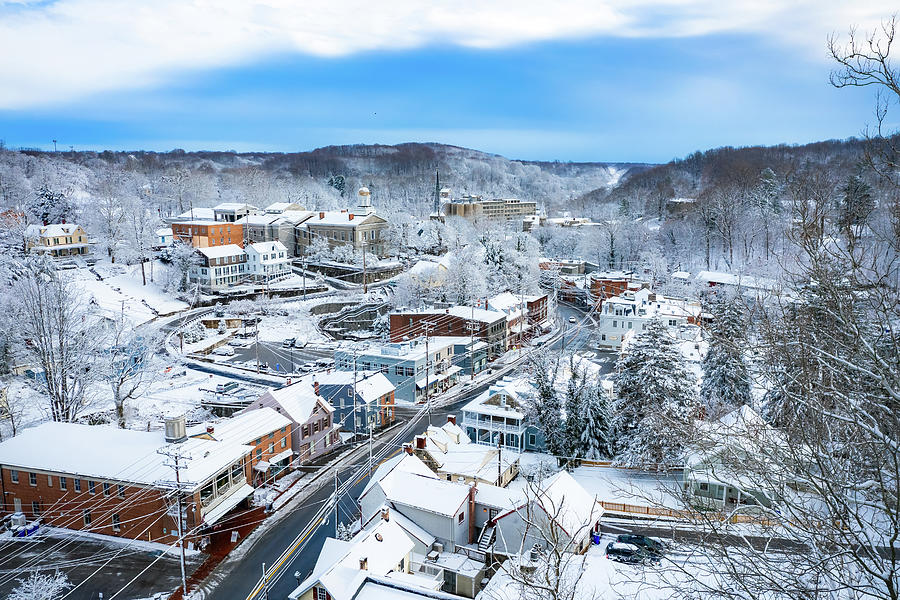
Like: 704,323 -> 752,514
571,465 -> 683,510
64,260 -> 188,326
253,298 -> 342,344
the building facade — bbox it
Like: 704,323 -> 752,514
188,244 -> 248,291
245,241 -> 291,282
24,223 -> 90,257
389,307 -> 508,361
172,221 -> 244,248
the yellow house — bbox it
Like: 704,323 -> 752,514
25,223 -> 90,257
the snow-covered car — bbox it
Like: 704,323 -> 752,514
617,534 -> 666,557
228,339 -> 246,347
606,542 -> 656,564
213,346 -> 235,357
568,316 -> 577,323
283,338 -> 296,348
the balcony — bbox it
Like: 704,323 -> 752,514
461,414 -> 525,434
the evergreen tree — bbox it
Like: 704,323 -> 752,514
700,296 -> 752,418
612,319 -> 698,467
563,358 -> 588,460
838,173 -> 875,234
581,383 -> 614,460
527,351 -> 565,458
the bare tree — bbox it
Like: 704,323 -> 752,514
18,259 -> 98,422
99,310 -> 158,429
9,570 -> 70,600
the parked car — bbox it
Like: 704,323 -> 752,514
213,346 -> 235,357
228,339 -> 245,347
259,362 -> 269,373
605,542 -> 650,564
616,534 -> 666,557
568,316 -> 577,323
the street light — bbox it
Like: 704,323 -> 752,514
294,571 -> 302,587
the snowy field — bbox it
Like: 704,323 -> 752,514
65,260 -> 188,325
253,298 -> 342,344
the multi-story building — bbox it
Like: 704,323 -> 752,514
189,244 -> 248,291
596,286 -> 701,349
295,188 -> 389,257
264,201 -> 305,214
187,408 -> 292,486
486,293 -> 550,346
443,194 -> 537,223
171,221 -> 244,248
587,270 -> 641,307
166,207 -> 215,224
289,371 -> 396,434
0,418 -> 254,545
334,337 -> 461,404
461,377 -> 543,452
24,223 -> 90,258
245,241 -> 290,282
413,418 -> 520,487
238,211 -> 312,256
239,381 -> 341,463
389,307 -> 508,360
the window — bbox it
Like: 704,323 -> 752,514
394,366 -> 404,376
117,484 -> 125,499
74,479 -> 82,492
255,438 -> 262,445
29,472 -> 36,486
668,319 -> 677,327
458,512 -> 465,523
256,448 -> 262,459
88,480 -> 96,495
628,321 -> 633,329
281,438 -> 287,449
612,320 -> 617,328
112,513 -> 121,532
313,421 -> 320,434
47,475 -> 53,487
302,425 -> 309,438
528,433 -> 537,446
103,482 -> 111,496
269,432 -> 275,439
316,587 -> 328,600
405,367 -> 414,377
32,501 -> 40,516
59,476 -> 67,490
10,470 -> 18,484
281,426 -> 287,433
699,482 -> 709,491
268,443 -> 274,454
83,510 -> 92,526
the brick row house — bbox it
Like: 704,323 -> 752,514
0,418 -> 262,547
171,221 -> 244,248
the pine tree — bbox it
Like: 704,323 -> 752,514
563,358 -> 588,460
581,383 -> 614,460
527,351 -> 565,457
700,297 -> 752,418
838,173 -> 875,236
612,319 -> 698,467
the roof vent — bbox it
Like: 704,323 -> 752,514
164,416 -> 187,443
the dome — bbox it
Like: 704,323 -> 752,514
358,187 -> 371,196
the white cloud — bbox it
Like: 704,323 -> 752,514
0,0 -> 891,109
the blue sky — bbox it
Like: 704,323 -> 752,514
0,1 -> 888,163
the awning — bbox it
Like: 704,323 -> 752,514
269,449 -> 293,465
202,483 -> 255,526
253,460 -> 270,472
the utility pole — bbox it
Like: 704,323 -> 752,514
422,321 -> 435,426
333,468 -> 339,536
261,562 -> 269,600
158,446 -> 190,595
361,240 -> 368,294
52,139 -> 57,152
497,432 -> 502,486
353,349 -> 358,438
301,258 -> 307,299
467,307 -> 478,381
255,316 -> 260,373
368,424 -> 373,477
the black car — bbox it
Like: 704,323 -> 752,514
605,542 -> 649,564
616,534 -> 666,557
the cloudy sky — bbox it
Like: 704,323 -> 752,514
0,1 -> 893,162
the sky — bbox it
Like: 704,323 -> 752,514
0,1 -> 894,163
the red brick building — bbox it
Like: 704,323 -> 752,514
172,221 -> 244,248
389,306 -> 508,360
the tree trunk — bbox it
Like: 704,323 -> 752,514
114,387 -> 126,429
140,259 -> 146,286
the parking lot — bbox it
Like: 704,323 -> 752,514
228,340 -> 334,374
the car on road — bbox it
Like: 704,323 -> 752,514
258,362 -> 269,373
213,346 -> 235,357
283,337 -> 296,348
228,339 -> 246,347
616,534 -> 666,557
216,381 -> 240,394
568,316 -> 577,323
605,542 -> 654,564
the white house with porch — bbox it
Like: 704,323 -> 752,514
245,241 -> 290,282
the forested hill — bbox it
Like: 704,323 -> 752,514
2,142 -> 650,217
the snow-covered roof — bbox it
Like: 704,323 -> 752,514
236,214 -> 282,226
305,371 -> 395,404
0,422 -> 251,491
189,407 -> 291,446
214,202 -> 257,211
475,483 -> 525,510
361,453 -> 438,500
265,202 -> 304,213
300,210 -> 384,227
155,228 -> 173,237
417,422 -> 520,483
530,471 -> 603,538
246,241 -> 288,255
174,208 -> 215,221
393,306 -> 505,325
462,377 -> 531,420
347,338 -> 458,362
381,471 -> 470,517
261,382 -> 335,425
695,270 -> 777,291
197,244 -> 246,259
25,223 -> 83,238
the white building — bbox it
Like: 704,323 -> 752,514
213,202 -> 258,222
413,418 -> 520,487
461,377 -> 542,452
596,287 -> 701,349
189,244 -> 248,291
245,241 -> 290,282
154,227 -> 173,248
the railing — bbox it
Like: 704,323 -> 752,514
598,500 -> 778,527
411,562 -> 444,581
460,417 -> 525,434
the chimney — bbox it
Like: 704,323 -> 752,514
359,557 -> 368,570
164,416 -> 187,443
349,213 -> 354,221
314,381 -> 320,396
206,425 -> 214,435
447,415 -> 456,426
319,211 -> 325,219
403,443 -> 413,455
415,435 -> 426,450
381,507 -> 390,522
468,482 -> 477,543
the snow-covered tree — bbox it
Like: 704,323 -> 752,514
9,570 -> 71,600
580,383 -> 614,460
562,357 -> 589,461
165,240 -> 200,292
18,258 -> 99,423
527,350 -> 566,459
612,319 -> 698,466
444,246 -> 487,305
99,311 -> 158,428
700,296 -> 752,418
25,184 -> 77,225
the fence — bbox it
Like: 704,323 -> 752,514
598,500 -> 778,527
